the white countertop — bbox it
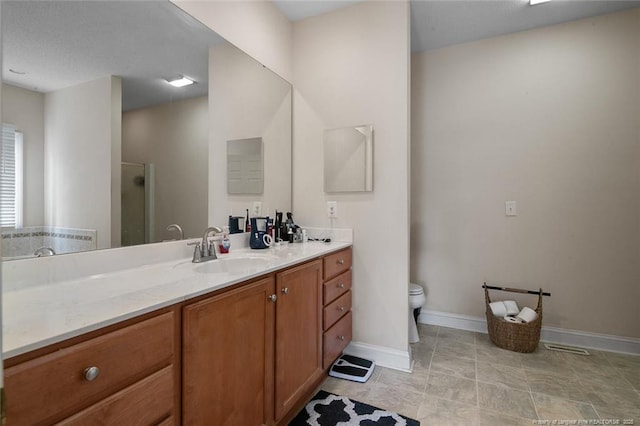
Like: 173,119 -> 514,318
2,241 -> 351,358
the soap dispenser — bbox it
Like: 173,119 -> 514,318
219,226 -> 231,254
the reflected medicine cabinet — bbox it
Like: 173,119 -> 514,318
227,137 -> 264,194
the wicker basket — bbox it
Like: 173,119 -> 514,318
484,285 -> 543,353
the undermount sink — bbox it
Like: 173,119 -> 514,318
194,256 -> 274,275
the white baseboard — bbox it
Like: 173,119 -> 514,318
418,309 -> 640,355
343,341 -> 412,372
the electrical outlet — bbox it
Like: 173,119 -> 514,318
252,201 -> 262,217
327,201 -> 338,218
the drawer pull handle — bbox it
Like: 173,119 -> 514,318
338,283 -> 345,289
337,306 -> 345,311
337,260 -> 345,265
268,294 -> 277,302
84,366 -> 100,382
282,287 -> 289,295
338,335 -> 345,341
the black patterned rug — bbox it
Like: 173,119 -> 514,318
289,390 -> 420,426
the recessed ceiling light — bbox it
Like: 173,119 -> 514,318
530,0 -> 552,5
9,68 -> 27,75
166,76 -> 195,88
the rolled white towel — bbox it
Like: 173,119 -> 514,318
503,300 -> 520,316
516,306 -> 538,323
489,301 -> 507,317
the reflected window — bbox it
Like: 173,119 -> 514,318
1,124 -> 23,228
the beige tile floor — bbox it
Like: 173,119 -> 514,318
320,324 -> 640,425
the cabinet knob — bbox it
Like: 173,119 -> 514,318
281,287 -> 289,295
337,259 -> 345,265
337,306 -> 345,311
338,335 -> 345,341
338,283 -> 345,289
268,294 -> 277,302
83,366 -> 100,382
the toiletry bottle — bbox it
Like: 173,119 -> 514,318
285,212 -> 299,237
219,226 -> 231,254
275,211 -> 283,242
245,209 -> 251,232
302,229 -> 308,243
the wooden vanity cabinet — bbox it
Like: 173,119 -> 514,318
4,246 -> 350,425
274,259 -> 323,422
322,247 -> 353,368
182,276 -> 275,426
3,309 -> 177,425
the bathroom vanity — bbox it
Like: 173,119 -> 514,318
3,242 -> 353,425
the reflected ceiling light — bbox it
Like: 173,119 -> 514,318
166,76 -> 195,87
530,0 -> 552,5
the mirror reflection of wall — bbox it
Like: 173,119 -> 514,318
122,96 -> 208,244
209,41 -> 292,225
324,124 -> 374,193
0,0 -> 293,259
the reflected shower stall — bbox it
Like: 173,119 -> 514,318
121,162 -> 155,247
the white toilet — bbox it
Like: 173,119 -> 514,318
409,283 -> 426,343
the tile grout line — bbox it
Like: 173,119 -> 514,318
530,387 -> 542,421
523,364 -> 544,421
423,326 -> 438,395
474,333 -> 480,410
590,403 -> 604,420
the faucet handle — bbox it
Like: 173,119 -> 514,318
208,240 -> 216,258
191,242 -> 202,262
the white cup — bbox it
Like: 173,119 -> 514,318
516,306 -> 538,323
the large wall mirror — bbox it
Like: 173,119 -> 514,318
0,0 -> 292,260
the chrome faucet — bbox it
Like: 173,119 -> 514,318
166,223 -> 184,240
191,226 -> 223,263
34,247 -> 56,257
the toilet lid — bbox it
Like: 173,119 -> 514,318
409,283 -> 424,295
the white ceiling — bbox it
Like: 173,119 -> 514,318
274,0 -> 640,52
410,0 -> 640,52
1,1 -> 222,111
273,0 -> 364,21
3,1 -> 640,111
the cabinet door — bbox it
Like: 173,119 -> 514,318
275,260 -> 323,421
182,277 -> 275,426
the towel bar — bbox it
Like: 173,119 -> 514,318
482,283 -> 551,297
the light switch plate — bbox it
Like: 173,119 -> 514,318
505,201 -> 517,216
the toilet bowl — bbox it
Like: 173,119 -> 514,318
409,283 -> 426,344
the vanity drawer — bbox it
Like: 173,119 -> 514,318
323,247 -> 352,281
323,311 -> 352,369
58,366 -> 174,425
323,269 -> 352,304
323,290 -> 351,330
5,311 -> 175,425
